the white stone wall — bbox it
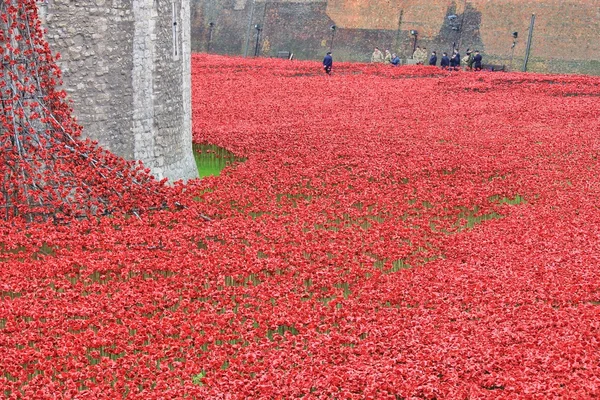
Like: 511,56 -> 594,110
42,0 -> 197,182
178,0 -> 195,180
132,0 -> 157,173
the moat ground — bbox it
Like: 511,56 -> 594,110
1,55 -> 600,398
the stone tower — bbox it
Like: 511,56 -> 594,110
38,0 -> 198,181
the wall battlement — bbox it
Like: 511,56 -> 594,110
192,0 -> 599,75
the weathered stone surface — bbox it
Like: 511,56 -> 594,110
41,0 -> 197,181
192,0 -> 600,75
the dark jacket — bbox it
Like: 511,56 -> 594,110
473,54 -> 483,69
323,54 -> 333,68
450,52 -> 460,67
429,55 -> 437,66
440,56 -> 450,68
391,56 -> 400,66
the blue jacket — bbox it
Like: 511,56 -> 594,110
440,56 -> 450,68
429,55 -> 437,66
323,54 -> 333,68
473,54 -> 483,69
450,53 -> 460,67
391,56 -> 400,66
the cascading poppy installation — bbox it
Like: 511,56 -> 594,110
2,4 -> 600,397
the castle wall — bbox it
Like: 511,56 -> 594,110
42,0 -> 197,181
192,0 -> 600,75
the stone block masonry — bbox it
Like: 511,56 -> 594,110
41,0 -> 197,181
192,0 -> 599,75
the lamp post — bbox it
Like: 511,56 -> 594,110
509,31 -> 518,71
207,22 -> 215,53
447,14 -> 459,52
522,14 -> 536,72
243,0 -> 257,57
254,24 -> 262,57
457,0 -> 467,50
329,25 -> 336,53
410,30 -> 418,53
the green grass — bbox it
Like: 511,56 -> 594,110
193,144 -> 246,178
192,371 -> 206,386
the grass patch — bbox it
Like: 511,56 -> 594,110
193,144 -> 246,178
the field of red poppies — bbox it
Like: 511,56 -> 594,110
2,49 -> 600,398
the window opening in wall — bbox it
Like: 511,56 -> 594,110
151,0 -> 158,21
37,0 -> 49,23
172,1 -> 179,59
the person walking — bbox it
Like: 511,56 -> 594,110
429,51 -> 438,66
473,50 -> 483,70
440,52 -> 450,69
371,47 -> 384,63
323,51 -> 333,75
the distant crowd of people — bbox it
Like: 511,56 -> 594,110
373,46 -> 483,70
370,47 -> 402,66
323,46 -> 483,75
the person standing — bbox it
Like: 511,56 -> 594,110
473,50 -> 483,70
464,49 -> 474,70
419,47 -> 429,65
440,52 -> 450,69
371,47 -> 384,63
384,49 -> 392,64
323,52 -> 333,75
450,49 -> 461,70
412,46 -> 423,64
429,51 -> 438,66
